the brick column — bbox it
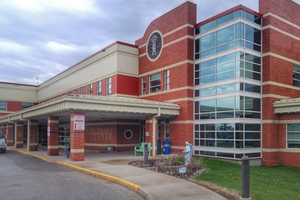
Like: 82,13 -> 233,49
15,123 -> 24,148
6,124 -> 14,146
47,116 -> 59,156
70,112 -> 85,161
28,120 -> 39,151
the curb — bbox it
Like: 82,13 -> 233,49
7,148 -> 143,193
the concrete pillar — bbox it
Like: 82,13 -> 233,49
70,112 -> 85,161
28,120 -> 39,151
47,116 -> 59,156
15,123 -> 24,148
6,124 -> 14,146
145,116 -> 158,156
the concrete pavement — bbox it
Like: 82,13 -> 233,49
7,147 -> 226,200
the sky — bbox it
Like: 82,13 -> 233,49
0,0 -> 299,85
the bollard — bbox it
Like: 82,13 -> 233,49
143,143 -> 148,165
241,156 -> 250,199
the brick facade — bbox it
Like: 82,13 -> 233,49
260,0 -> 300,167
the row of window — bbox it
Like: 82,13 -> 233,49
195,96 -> 261,120
195,51 -> 261,86
194,151 -> 261,159
0,101 -> 33,111
195,82 -> 261,97
142,70 -> 169,95
67,77 -> 112,96
195,9 -> 261,35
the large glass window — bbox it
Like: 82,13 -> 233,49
287,124 -> 300,148
195,123 -> 261,148
293,65 -> 300,87
81,87 -> 84,95
97,81 -> 101,96
89,84 -> 93,95
195,21 -> 261,59
107,77 -> 112,95
150,72 -> 161,93
195,9 -> 261,35
142,77 -> 146,95
22,102 -> 33,110
195,52 -> 261,86
164,70 -> 169,90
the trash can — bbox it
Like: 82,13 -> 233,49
163,140 -> 170,154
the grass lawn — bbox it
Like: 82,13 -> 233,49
193,158 -> 300,200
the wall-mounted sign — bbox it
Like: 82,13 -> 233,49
147,31 -> 163,61
74,115 -> 85,130
145,132 -> 149,137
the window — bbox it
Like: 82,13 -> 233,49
89,84 -> 93,95
81,87 -> 85,94
293,65 -> 300,87
157,119 -> 161,140
150,72 -> 161,93
22,102 -> 33,110
74,89 -> 78,95
0,101 -> 7,111
165,119 -> 170,140
140,120 -> 145,143
142,77 -> 146,95
287,124 -> 300,148
69,91 -> 72,95
107,77 -> 111,95
97,81 -> 101,96
164,70 -> 169,90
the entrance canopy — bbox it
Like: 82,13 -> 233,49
0,95 -> 180,124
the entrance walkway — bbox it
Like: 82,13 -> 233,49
7,147 -> 226,200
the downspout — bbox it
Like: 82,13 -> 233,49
152,107 -> 161,156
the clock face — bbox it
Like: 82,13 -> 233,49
147,31 -> 162,60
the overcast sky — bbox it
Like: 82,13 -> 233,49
0,0 -> 299,85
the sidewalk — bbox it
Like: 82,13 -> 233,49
7,147 -> 226,200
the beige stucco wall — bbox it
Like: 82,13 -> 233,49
37,43 -> 139,101
0,83 -> 38,102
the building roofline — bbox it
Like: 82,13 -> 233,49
0,81 -> 38,87
40,41 -> 138,86
195,4 -> 262,28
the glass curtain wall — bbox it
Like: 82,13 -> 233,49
194,8 -> 262,159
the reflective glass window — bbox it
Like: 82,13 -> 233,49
200,99 -> 215,113
200,59 -> 216,70
245,11 -> 261,25
195,39 -> 200,53
201,67 -> 215,77
235,23 -> 244,39
200,20 -> 216,33
245,53 -> 261,64
235,9 -> 244,18
245,25 -> 261,45
293,65 -> 300,87
245,62 -> 261,72
149,73 -> 161,93
201,49 -> 216,58
217,97 -> 234,111
217,53 -> 235,65
217,62 -> 235,73
245,83 -> 261,93
200,75 -> 215,84
244,97 -> 261,111
217,26 -> 234,45
217,71 -> 234,81
217,83 -> 235,94
200,87 -> 216,96
200,33 -> 216,51
217,12 -> 234,26
235,96 -> 244,110
217,42 -> 234,53
245,71 -> 261,81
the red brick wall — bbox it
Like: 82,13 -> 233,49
260,0 -> 300,167
136,2 -> 196,151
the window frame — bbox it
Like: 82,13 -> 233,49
164,70 -> 169,90
149,72 -> 161,93
97,81 -> 102,96
89,84 -> 93,95
286,124 -> 300,149
107,77 -> 112,95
